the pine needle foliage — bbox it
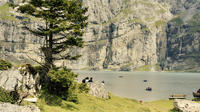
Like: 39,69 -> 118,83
46,68 -> 79,103
18,0 -> 88,70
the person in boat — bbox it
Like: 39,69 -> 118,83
82,77 -> 89,83
88,77 -> 93,82
197,89 -> 200,94
146,87 -> 152,91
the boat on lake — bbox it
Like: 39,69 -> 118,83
169,94 -> 186,100
146,87 -> 152,91
118,76 -> 123,78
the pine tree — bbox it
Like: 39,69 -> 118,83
18,0 -> 88,71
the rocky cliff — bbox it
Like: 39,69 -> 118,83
64,0 -> 173,71
164,0 -> 200,72
166,14 -> 200,72
0,0 -> 199,72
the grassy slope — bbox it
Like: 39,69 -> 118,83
36,94 -> 173,112
0,4 -> 16,21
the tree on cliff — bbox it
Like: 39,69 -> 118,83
18,0 -> 88,71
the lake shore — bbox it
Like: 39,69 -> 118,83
74,70 -> 200,102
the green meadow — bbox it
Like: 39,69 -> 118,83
35,93 -> 174,112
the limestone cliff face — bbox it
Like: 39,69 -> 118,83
0,0 -> 199,71
0,19 -> 42,64
63,0 -> 173,71
165,0 -> 200,72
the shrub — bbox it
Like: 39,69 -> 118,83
0,87 -> 19,104
45,68 -> 79,103
0,59 -> 12,70
8,2 -> 18,8
79,83 -> 90,93
18,4 -> 36,14
170,108 -> 179,112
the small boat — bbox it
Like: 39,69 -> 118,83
143,80 -> 147,82
169,94 -> 186,100
193,92 -> 200,97
118,76 -> 123,78
146,87 -> 152,91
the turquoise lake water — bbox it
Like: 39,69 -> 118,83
74,70 -> 200,102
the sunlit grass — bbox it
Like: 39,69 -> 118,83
36,93 -> 174,112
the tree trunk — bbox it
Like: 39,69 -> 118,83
43,23 -> 54,72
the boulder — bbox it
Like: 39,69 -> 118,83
23,98 -> 37,103
0,64 -> 41,103
174,99 -> 200,112
0,103 -> 40,112
87,81 -> 109,99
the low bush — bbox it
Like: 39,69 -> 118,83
170,108 -> 179,112
0,87 -> 19,104
79,83 -> 90,93
0,59 -> 12,70
45,68 -> 79,103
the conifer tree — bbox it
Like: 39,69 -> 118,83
18,0 -> 88,71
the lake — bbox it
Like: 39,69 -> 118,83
74,70 -> 200,102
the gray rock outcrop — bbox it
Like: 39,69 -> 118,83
88,81 -> 109,99
174,99 -> 200,112
0,65 -> 40,103
0,103 -> 40,112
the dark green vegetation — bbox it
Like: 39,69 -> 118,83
0,59 -> 12,70
45,68 -> 79,103
33,66 -> 89,103
18,0 -> 88,71
0,87 -> 19,104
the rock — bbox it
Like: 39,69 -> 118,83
0,69 -> 22,91
174,99 -> 200,112
87,81 -> 109,99
0,65 -> 41,103
0,102 -> 40,112
23,98 -> 37,103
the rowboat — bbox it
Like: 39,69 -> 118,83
146,87 -> 152,91
169,94 -> 186,100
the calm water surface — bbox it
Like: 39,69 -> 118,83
74,70 -> 200,102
